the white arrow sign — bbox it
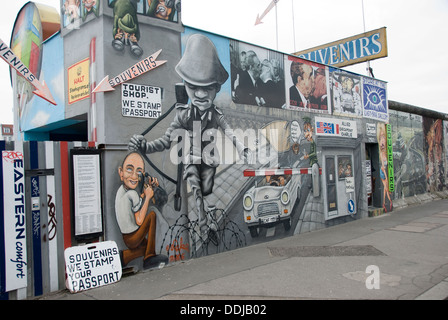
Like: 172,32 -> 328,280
93,49 -> 166,93
0,38 -> 56,105
255,0 -> 280,25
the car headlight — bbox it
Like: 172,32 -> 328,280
243,194 -> 254,210
281,190 -> 290,205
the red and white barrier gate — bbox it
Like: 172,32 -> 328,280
243,167 -> 322,177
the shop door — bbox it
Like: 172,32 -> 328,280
324,150 -> 356,220
366,143 -> 382,208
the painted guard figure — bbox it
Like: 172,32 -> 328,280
129,34 -> 251,234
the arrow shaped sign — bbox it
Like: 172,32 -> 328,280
0,38 -> 56,105
93,49 -> 166,93
255,0 -> 280,25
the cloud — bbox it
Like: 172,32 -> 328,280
51,68 -> 65,103
31,111 -> 51,127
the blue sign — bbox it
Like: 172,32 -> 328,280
293,27 -> 388,68
363,78 -> 388,122
348,199 -> 355,214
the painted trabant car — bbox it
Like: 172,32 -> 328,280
243,168 -> 302,237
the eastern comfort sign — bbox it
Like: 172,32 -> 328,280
1,151 -> 27,292
293,27 -> 387,68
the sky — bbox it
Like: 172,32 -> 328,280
1,0 -> 447,125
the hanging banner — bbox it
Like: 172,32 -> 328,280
1,151 -> 27,292
386,124 -> 395,192
293,27 -> 388,68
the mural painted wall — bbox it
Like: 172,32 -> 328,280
23,1 -> 400,273
8,1 -> 448,300
389,109 -> 446,199
389,110 -> 425,198
423,117 -> 445,192
20,34 -> 65,133
11,2 -> 63,136
96,16 -> 392,270
5,2 -> 448,302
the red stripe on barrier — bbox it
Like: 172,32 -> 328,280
243,169 -> 255,177
244,167 -> 321,177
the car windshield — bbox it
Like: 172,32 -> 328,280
259,174 -> 292,187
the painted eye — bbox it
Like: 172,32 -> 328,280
364,85 -> 386,113
368,92 -> 380,105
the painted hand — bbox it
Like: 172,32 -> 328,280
128,134 -> 147,153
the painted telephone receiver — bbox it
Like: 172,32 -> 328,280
137,172 -> 168,207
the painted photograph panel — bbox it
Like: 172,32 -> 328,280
285,56 -> 330,114
330,68 -> 362,117
230,40 -> 285,109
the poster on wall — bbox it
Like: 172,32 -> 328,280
68,58 -> 90,104
71,149 -> 103,239
330,68 -> 362,117
285,56 -> 330,114
121,83 -> 162,118
363,78 -> 388,122
315,117 -> 358,139
230,40 -> 285,108
1,151 -> 27,292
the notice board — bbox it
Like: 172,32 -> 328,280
71,149 -> 103,239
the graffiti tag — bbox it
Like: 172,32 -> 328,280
47,194 -> 57,241
166,237 -> 190,262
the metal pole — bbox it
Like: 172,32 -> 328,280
362,0 -> 373,77
275,1 -> 279,51
292,0 -> 296,53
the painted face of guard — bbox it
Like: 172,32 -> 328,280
185,82 -> 219,112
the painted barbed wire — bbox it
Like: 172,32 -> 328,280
160,208 -> 246,261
